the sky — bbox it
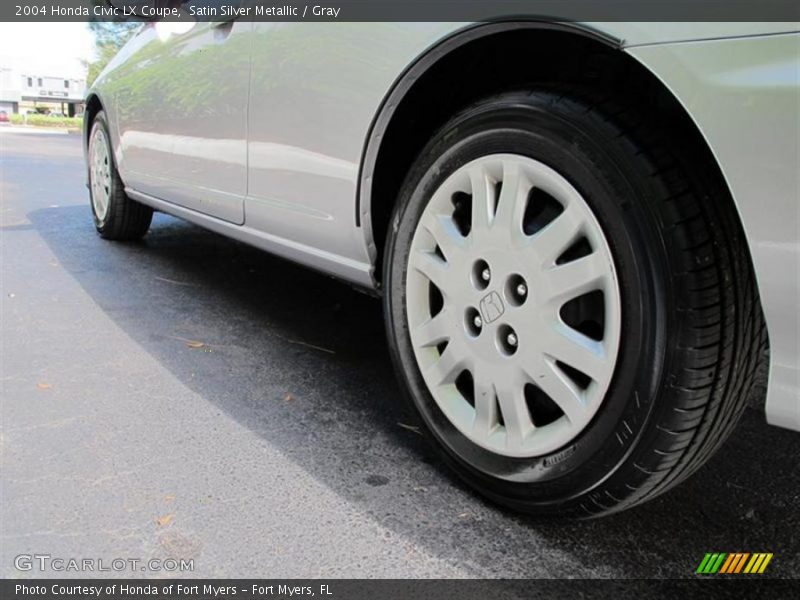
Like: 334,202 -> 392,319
0,23 -> 95,79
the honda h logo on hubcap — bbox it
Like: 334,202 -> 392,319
479,291 -> 505,324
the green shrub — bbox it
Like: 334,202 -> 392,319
9,113 -> 83,129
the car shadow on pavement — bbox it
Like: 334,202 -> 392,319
28,205 -> 800,581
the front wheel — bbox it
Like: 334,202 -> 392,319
383,90 -> 765,517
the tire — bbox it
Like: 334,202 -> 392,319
88,111 -> 152,241
383,89 -> 766,517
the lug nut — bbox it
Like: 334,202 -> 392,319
506,275 -> 528,307
481,268 -> 491,282
466,307 -> 483,337
507,332 -> 518,347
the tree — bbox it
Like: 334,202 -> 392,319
85,21 -> 139,87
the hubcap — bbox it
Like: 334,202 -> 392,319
406,154 -> 621,458
89,127 -> 112,220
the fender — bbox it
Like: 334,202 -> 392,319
355,20 -> 622,270
82,92 -> 106,187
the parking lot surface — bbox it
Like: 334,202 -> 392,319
1,130 -> 798,580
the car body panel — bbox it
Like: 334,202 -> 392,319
590,22 -> 799,46
95,21 -> 251,224
86,21 -> 800,430
244,23 -> 456,266
125,186 -> 375,285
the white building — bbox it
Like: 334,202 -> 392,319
0,65 -> 86,116
0,66 -> 20,114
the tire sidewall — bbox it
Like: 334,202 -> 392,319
384,95 -> 672,511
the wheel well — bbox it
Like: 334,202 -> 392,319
84,94 -> 103,150
366,25 -> 732,285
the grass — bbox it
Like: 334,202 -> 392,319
9,113 -> 83,129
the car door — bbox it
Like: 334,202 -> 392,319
244,23 -> 456,264
109,17 -> 252,225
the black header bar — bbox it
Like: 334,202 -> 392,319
4,1 -> 800,22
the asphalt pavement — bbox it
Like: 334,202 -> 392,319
1,129 -> 798,581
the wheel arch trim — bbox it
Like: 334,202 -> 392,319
82,92 -> 106,186
355,20 -> 623,279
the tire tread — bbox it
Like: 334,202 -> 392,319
546,87 -> 767,515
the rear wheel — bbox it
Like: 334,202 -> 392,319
383,90 -> 765,517
88,111 -> 152,241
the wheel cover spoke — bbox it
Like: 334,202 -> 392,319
543,324 -> 608,383
427,340 -> 469,386
524,203 -> 583,266
413,308 -> 452,348
532,359 -> 587,425
411,250 -> 450,291
471,362 -> 498,438
469,165 -> 495,234
492,161 -> 528,236
494,376 -> 533,452
406,154 -> 621,457
89,127 -> 111,220
420,213 -> 467,264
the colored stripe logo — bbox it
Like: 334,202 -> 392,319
696,552 -> 773,574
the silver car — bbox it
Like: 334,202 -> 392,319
84,19 -> 799,517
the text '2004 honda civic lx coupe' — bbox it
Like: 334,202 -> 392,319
84,17 -> 800,517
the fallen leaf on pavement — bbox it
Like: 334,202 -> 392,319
155,513 -> 175,527
286,339 -> 335,354
282,393 -> 295,402
398,422 -> 422,435
36,382 -> 52,390
168,335 -> 210,349
155,276 -> 195,287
